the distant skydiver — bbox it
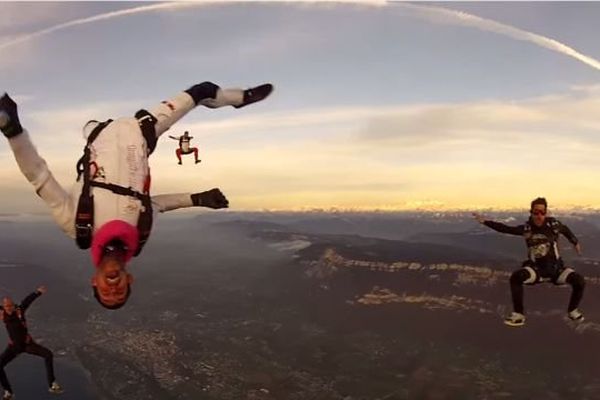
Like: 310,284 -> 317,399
0,82 -> 273,310
0,286 -> 62,399
473,197 -> 584,327
169,131 -> 200,165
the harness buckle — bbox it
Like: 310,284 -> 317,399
75,222 -> 93,237
137,114 -> 153,124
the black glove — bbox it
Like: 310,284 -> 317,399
0,93 -> 23,138
191,188 -> 229,209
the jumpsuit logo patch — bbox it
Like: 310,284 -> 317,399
161,101 -> 176,111
529,234 -> 551,259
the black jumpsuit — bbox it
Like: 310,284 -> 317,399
484,217 -> 585,313
0,291 -> 55,393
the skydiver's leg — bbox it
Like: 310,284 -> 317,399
0,346 -> 20,394
566,273 -> 585,312
509,267 -> 537,314
176,148 -> 183,165
25,343 -> 55,387
148,82 -> 273,138
192,147 -> 200,163
554,268 -> 586,313
193,82 -> 244,109
148,82 -> 232,139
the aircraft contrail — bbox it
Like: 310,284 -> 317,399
395,2 -> 600,71
0,2 -> 194,51
1,0 -> 599,72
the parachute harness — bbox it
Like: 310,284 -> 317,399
74,109 -> 157,256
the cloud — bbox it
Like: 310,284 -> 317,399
0,3 -> 193,52
2,85 -> 600,211
0,3 -> 71,32
1,1 -> 599,74
356,99 -> 598,147
173,89 -> 600,155
394,2 -> 600,71
26,99 -> 140,141
152,85 -> 600,210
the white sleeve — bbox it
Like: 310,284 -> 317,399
8,131 -> 77,238
151,193 -> 194,213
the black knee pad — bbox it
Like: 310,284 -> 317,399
185,81 -> 219,105
510,269 -> 530,285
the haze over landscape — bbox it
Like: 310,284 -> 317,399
2,210 -> 600,399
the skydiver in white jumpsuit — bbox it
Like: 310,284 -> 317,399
0,81 -> 273,309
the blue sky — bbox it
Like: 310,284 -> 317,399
1,1 -> 600,212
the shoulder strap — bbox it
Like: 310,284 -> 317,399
135,109 -> 157,155
132,110 -> 156,254
76,120 -> 113,182
75,120 -> 112,250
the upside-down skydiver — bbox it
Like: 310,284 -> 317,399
0,82 -> 273,310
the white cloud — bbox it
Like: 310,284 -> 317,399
0,3 -> 68,32
172,89 -> 600,154
2,85 -> 600,211
394,2 -> 600,71
2,1 -> 600,74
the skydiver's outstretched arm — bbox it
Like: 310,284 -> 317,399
483,221 -> 525,236
556,220 -> 582,255
1,94 -> 76,239
168,135 -> 180,140
148,81 -> 272,139
473,213 -> 524,236
152,189 -> 229,213
20,287 -> 45,312
151,193 -> 192,212
556,220 -> 579,245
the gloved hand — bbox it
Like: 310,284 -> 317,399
191,188 -> 229,209
0,93 -> 23,138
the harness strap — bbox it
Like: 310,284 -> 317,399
75,120 -> 113,249
135,109 -> 158,155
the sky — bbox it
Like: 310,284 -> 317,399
1,1 -> 600,213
